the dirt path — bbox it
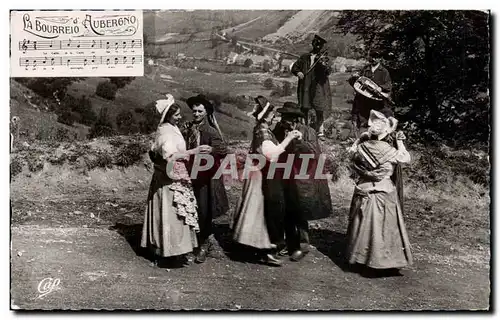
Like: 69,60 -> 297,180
11,223 -> 489,310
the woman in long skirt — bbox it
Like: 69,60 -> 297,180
141,95 -> 213,266
231,96 -> 302,266
346,109 -> 413,275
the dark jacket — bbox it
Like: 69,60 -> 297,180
351,64 -> 392,127
291,52 -> 332,111
273,122 -> 332,221
182,120 -> 229,220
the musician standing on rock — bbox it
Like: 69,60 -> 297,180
350,49 -> 393,131
291,34 -> 332,139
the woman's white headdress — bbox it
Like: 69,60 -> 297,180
367,110 -> 398,140
156,94 -> 176,126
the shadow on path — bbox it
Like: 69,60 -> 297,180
109,223 -> 188,269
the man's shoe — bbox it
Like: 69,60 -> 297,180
290,250 -> 306,262
195,248 -> 208,264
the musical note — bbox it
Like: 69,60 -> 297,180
18,38 -> 142,51
19,55 -> 141,67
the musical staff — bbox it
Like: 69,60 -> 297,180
19,55 -> 143,67
18,38 -> 142,52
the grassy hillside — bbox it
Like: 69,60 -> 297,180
10,80 -> 89,143
144,10 -> 287,41
145,10 -> 361,61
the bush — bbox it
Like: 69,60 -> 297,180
96,81 -> 118,100
115,142 -> 149,167
108,77 -> 135,89
18,77 -> 84,99
139,103 -> 159,134
116,110 -> 139,135
89,107 -> 115,138
262,60 -> 271,72
73,95 -> 97,126
85,152 -> 114,171
27,155 -> 44,173
57,110 -> 78,126
243,58 -> 253,68
263,78 -> 274,89
54,127 -> 77,142
10,157 -> 23,180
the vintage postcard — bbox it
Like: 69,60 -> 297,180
9,9 -> 491,311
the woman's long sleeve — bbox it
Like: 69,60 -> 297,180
394,141 -> 411,163
260,140 -> 285,162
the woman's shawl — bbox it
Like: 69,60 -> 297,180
351,140 -> 399,182
357,140 -> 399,170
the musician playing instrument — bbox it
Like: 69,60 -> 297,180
291,34 -> 332,138
350,49 -> 393,131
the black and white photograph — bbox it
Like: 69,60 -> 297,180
8,8 -> 491,311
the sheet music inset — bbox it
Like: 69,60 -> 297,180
10,10 -> 144,77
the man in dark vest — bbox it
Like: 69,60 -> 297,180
182,94 -> 230,264
350,49 -> 393,131
291,34 -> 332,139
272,102 -> 333,262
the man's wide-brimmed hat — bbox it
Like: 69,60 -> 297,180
367,109 -> 398,140
247,95 -> 275,121
186,94 -> 214,115
368,49 -> 382,58
276,102 -> 304,118
312,34 -> 327,45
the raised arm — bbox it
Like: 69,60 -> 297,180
257,128 -> 301,162
394,131 -> 411,163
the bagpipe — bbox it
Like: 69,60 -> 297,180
350,75 -> 395,106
